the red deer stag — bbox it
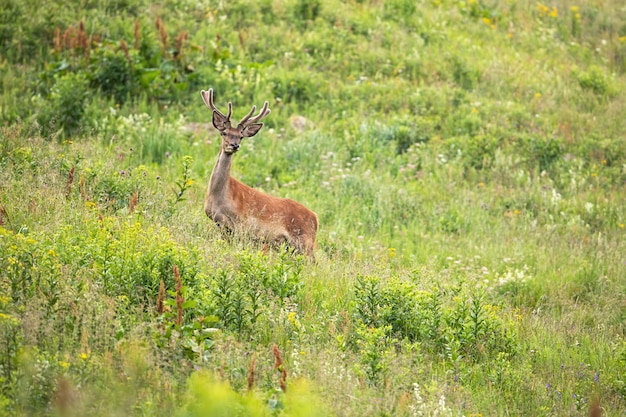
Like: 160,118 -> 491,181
200,88 -> 318,257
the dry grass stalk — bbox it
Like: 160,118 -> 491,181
238,30 -> 245,50
120,39 -> 131,64
156,279 -> 166,315
54,377 -> 78,415
0,205 -> 8,226
133,19 -> 141,49
129,192 -> 138,214
65,166 -> 75,198
247,353 -> 256,391
272,344 -> 287,392
174,31 -> 188,60
78,176 -> 86,200
53,28 -> 62,53
155,17 -> 169,55
173,265 -> 183,326
589,397 -> 602,417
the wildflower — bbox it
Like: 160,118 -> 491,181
535,92 -> 542,99
478,182 -> 485,187
482,17 -> 491,25
619,223 -> 624,229
85,201 -> 97,209
549,7 -> 558,17
570,6 -> 579,13
620,36 -> 626,43
59,361 -> 70,368
287,311 -> 301,329
79,352 -> 89,360
591,172 -> 597,177
388,247 -> 396,258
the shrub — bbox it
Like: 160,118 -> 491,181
514,134 -> 563,172
352,275 -> 520,361
90,47 -> 134,105
446,134 -> 500,170
576,65 -> 611,95
36,72 -> 89,138
293,0 -> 321,28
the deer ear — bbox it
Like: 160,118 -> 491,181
212,111 -> 231,132
240,123 -> 263,138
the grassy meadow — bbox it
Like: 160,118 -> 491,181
1,0 -> 625,415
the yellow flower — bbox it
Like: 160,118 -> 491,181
549,7 -> 558,17
591,173 -> 597,177
59,361 -> 70,369
482,17 -> 491,25
388,247 -> 396,258
619,36 -> 626,43
619,223 -> 624,229
570,6 -> 579,13
85,201 -> 97,209
80,352 -> 89,360
601,159 -> 607,164
535,92 -> 542,99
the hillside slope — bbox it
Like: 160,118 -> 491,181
1,0 -> 625,415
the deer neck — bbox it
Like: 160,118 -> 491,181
207,149 -> 233,201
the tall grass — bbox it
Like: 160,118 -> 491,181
1,0 -> 625,415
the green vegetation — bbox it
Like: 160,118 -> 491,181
1,0 -> 625,415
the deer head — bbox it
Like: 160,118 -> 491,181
201,88 -> 271,154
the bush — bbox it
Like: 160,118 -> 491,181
352,275 -> 520,361
91,47 -> 134,105
446,134 -> 500,170
576,65 -> 611,95
36,72 -> 89,138
514,134 -> 563,172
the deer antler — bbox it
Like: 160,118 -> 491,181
201,88 -> 232,121
238,100 -> 271,129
